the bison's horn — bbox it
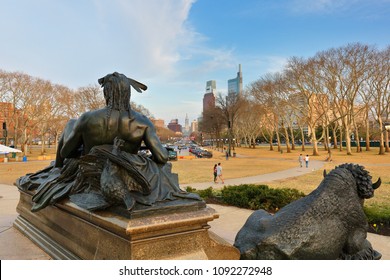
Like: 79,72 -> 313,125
372,178 -> 381,189
323,170 -> 327,177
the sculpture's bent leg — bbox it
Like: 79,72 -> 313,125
234,210 -> 274,260
340,230 -> 382,260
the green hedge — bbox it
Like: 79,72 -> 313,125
364,205 -> 390,225
185,184 -> 305,212
220,184 -> 305,212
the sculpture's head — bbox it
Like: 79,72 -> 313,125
324,163 -> 381,199
98,72 -> 147,110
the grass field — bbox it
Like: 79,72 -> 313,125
170,146 -> 390,210
1,144 -> 389,210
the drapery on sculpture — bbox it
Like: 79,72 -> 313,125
16,72 -> 200,212
234,163 -> 382,260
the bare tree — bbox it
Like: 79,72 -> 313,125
248,74 -> 284,151
74,85 -> 105,113
285,57 -> 327,156
365,46 -> 390,154
215,92 -> 243,155
199,105 -> 225,148
1,71 -> 35,148
234,97 -> 263,148
319,43 -> 375,155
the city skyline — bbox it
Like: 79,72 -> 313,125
1,0 -> 389,125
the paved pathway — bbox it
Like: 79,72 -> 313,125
180,160 -> 326,190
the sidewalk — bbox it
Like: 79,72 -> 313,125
1,158 -> 389,259
0,184 -> 50,259
180,160 -> 326,190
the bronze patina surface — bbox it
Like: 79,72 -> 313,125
15,190 -> 239,260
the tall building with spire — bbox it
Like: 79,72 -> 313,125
228,64 -> 243,97
183,114 -> 190,136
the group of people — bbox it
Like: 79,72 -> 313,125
213,163 -> 224,184
298,154 -> 310,168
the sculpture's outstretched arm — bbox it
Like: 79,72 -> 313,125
143,125 -> 168,164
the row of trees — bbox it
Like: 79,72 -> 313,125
200,43 -> 390,156
0,70 -> 159,155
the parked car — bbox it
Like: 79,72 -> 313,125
166,147 -> 177,161
138,148 -> 152,158
198,150 -> 213,158
139,146 -> 177,161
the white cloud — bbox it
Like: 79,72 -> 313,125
93,0 -> 238,87
93,0 -> 199,81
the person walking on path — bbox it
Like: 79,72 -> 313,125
213,164 -> 218,183
216,162 -> 224,184
305,155 -> 309,168
298,154 -> 303,168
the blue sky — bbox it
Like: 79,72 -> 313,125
1,0 -> 389,126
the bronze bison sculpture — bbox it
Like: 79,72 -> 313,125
234,163 -> 382,260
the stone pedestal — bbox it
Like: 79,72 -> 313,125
14,190 -> 239,260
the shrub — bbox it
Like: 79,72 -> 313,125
364,205 -> 390,225
185,186 -> 219,200
186,184 -> 305,212
220,184 -> 305,212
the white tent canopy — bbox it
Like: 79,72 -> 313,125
0,144 -> 22,154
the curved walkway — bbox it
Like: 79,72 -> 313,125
180,160 -> 326,190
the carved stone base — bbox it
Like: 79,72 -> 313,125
14,190 -> 239,260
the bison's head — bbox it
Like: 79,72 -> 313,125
325,163 -> 381,199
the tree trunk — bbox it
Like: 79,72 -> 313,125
379,131 -> 385,155
345,126 -> 352,155
332,127 -> 338,149
365,109 -> 371,151
326,147 -> 332,162
378,119 -> 385,155
275,130 -> 281,152
311,134 -> 320,156
41,134 -> 45,155
289,126 -> 295,150
13,121 -> 19,148
22,128 -> 28,156
283,126 -> 291,153
265,130 -> 274,151
355,127 -> 361,153
324,126 -> 329,151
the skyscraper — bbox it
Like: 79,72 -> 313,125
203,80 -> 216,112
228,64 -> 243,97
205,80 -> 216,93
